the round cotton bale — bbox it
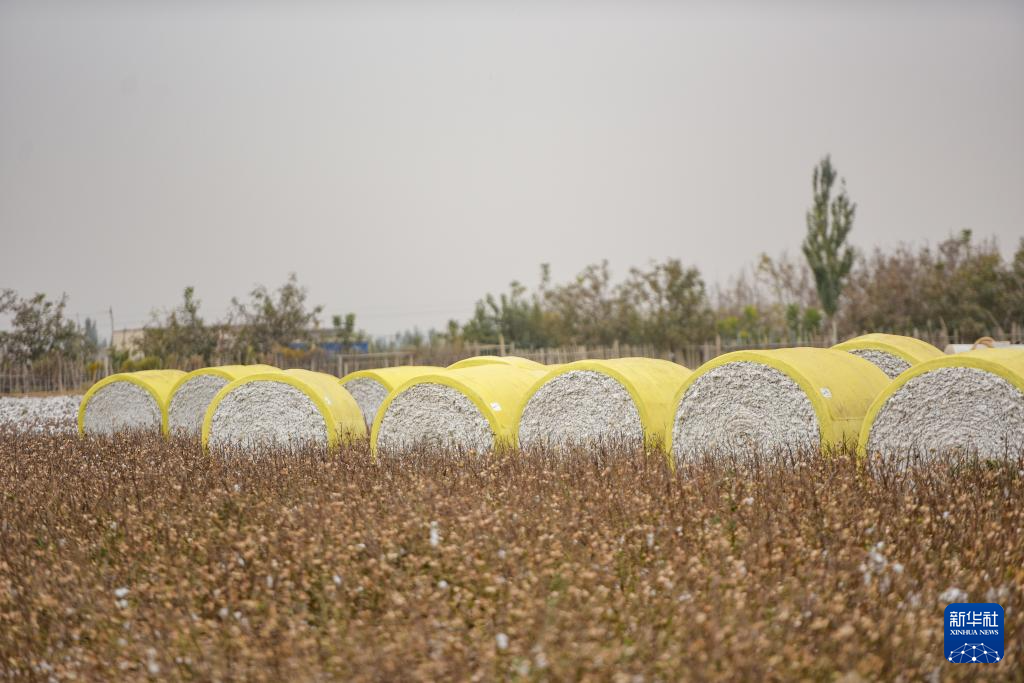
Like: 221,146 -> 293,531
202,369 -> 366,452
340,366 -> 440,426
372,364 -> 548,455
669,348 -> 889,460
859,348 -> 1024,461
167,365 -> 278,437
78,369 -> 186,436
517,358 -> 691,452
447,356 -> 545,371
832,333 -> 943,379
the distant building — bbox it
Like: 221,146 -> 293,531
111,328 -> 145,358
112,326 -> 368,359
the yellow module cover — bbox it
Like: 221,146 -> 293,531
668,348 -> 890,455
202,368 -> 366,449
857,347 -> 1024,458
832,333 -> 944,366
371,364 -> 549,456
78,369 -> 187,436
447,355 -> 546,371
168,364 -> 279,401
515,357 -> 691,452
340,366 -> 442,392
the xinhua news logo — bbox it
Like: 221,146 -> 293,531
944,603 -> 1004,664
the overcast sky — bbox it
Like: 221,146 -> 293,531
2,0 -> 1021,337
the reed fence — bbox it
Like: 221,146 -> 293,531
2,326 -> 1016,395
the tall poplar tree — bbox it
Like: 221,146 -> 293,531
802,155 -> 856,338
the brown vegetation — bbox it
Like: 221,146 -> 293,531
1,432 -> 1021,681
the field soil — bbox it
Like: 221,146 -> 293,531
1,432 -> 1021,681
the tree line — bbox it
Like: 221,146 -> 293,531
120,274 -> 359,370
3,232 -> 1021,375
442,230 -> 1022,352
3,156 -> 1022,376
0,274 -> 358,374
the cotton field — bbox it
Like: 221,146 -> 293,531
3,333 -> 1023,679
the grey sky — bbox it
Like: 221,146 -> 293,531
2,0 -> 1021,337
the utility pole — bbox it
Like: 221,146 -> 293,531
104,306 -> 115,376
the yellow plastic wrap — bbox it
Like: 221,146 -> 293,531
169,364 -> 279,403
668,348 -> 890,454
447,356 -> 545,371
858,348 -> 1024,457
340,366 -> 441,392
832,333 -> 943,366
515,357 -> 691,450
201,368 -> 367,449
78,369 -> 187,436
371,364 -> 549,455
340,365 -> 443,426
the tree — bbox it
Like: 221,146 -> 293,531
458,259 -> 714,350
1011,239 -> 1024,325
619,259 -> 714,349
540,261 -> 623,346
331,313 -> 359,348
83,317 -> 100,348
931,230 -> 1015,338
138,287 -> 219,366
711,251 -> 821,343
802,155 -> 856,335
837,231 -> 1021,340
716,304 -> 765,343
228,273 -> 323,359
0,290 -> 93,365
756,252 -> 818,311
444,319 -> 464,347
462,280 -> 548,348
